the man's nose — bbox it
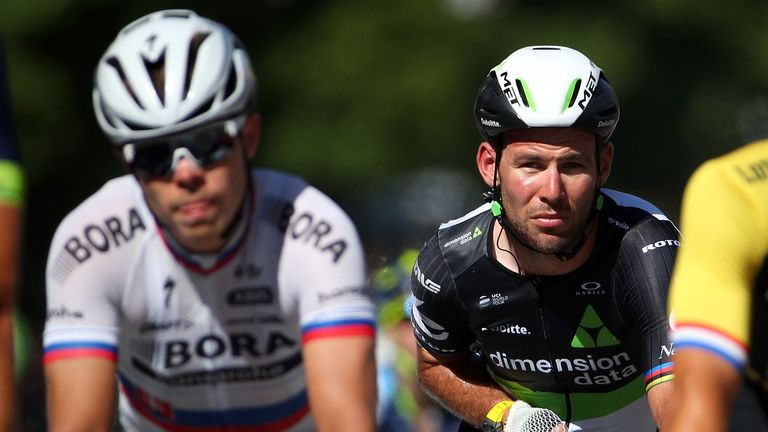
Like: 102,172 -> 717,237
539,166 -> 564,202
171,154 -> 205,188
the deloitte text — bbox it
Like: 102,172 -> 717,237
489,351 -> 637,386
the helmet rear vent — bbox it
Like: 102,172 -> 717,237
106,57 -> 145,110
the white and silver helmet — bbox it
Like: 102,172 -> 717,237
474,45 -> 619,145
93,9 -> 257,145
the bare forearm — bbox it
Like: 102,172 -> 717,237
0,310 -> 14,431
304,337 -> 377,432
646,381 -> 673,430
668,387 -> 734,432
45,359 -> 117,432
418,352 -> 510,427
668,350 -> 741,432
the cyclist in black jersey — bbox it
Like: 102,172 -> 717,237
409,46 -> 678,432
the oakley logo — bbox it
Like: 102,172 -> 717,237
576,281 -> 605,296
641,239 -> 680,254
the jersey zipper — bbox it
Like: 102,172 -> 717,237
532,275 -> 573,426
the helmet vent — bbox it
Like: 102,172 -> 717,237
105,57 -> 145,110
183,32 -> 211,102
122,118 -> 152,131
515,79 -> 536,111
223,63 -> 237,99
563,79 -> 582,112
142,50 -> 167,106
182,96 -> 215,122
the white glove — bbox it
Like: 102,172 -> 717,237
503,400 -> 567,432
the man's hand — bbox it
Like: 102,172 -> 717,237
504,400 -> 566,432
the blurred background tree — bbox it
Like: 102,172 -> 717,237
4,0 -> 768,428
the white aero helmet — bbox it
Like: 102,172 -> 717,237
93,9 -> 257,145
474,45 -> 619,146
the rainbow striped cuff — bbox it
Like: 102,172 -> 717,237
643,362 -> 674,391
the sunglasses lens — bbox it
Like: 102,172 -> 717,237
184,131 -> 234,165
132,145 -> 174,177
129,126 -> 236,177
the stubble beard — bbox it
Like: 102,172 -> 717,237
504,205 -> 592,256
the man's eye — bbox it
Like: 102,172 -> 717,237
518,162 -> 541,170
562,162 -> 585,170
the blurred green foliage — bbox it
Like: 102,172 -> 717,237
6,0 -> 768,426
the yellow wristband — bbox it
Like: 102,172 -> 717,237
482,400 -> 514,432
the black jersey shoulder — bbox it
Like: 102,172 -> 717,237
435,204 -> 495,277
598,189 -> 679,254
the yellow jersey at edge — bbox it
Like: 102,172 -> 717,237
669,139 -> 768,387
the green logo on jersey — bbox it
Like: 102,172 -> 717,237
571,305 -> 620,348
473,227 -> 483,238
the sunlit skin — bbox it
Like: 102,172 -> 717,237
136,115 -> 260,254
477,127 -> 613,275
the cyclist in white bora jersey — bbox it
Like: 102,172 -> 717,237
43,10 -> 377,432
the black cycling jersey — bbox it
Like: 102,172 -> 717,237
410,189 -> 678,426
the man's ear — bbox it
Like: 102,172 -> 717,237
599,141 -> 614,185
242,114 -> 262,160
477,141 -> 498,188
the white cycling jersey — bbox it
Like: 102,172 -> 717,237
43,168 -> 376,432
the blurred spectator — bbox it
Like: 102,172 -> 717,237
374,249 -> 459,432
0,36 -> 24,431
